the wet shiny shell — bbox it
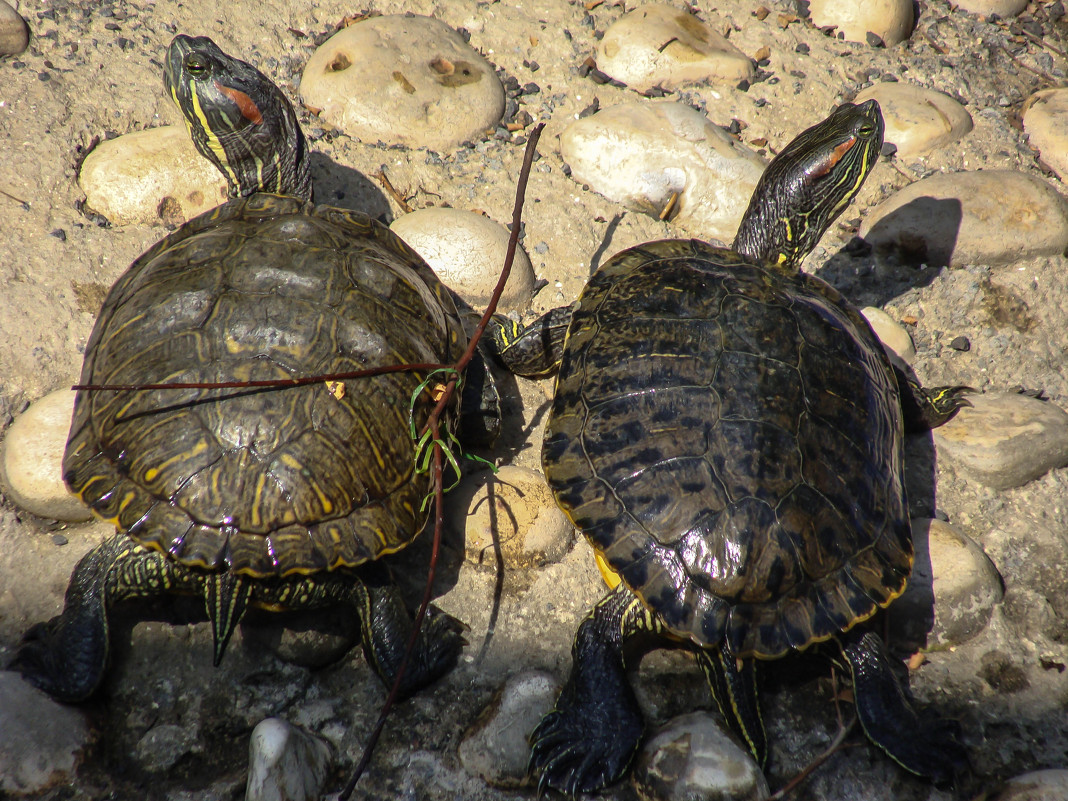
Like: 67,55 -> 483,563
543,239 -> 912,659
65,194 -> 466,577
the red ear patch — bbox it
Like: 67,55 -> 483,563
215,82 -> 263,124
808,135 -> 857,179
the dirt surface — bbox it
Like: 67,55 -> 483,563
2,1 -> 1068,800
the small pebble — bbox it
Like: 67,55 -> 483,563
246,718 -> 334,801
78,125 -> 228,226
933,392 -> 1068,489
951,0 -> 1028,17
859,171 -> 1068,267
390,208 -> 535,313
0,0 -> 28,55
0,389 -> 92,522
300,15 -> 504,151
1022,88 -> 1068,182
448,465 -> 574,569
985,769 -> 1068,800
631,712 -> 769,801
559,101 -> 765,243
949,335 -> 971,351
891,519 -> 1003,647
854,83 -> 973,158
595,4 -> 754,93
459,671 -> 559,788
861,306 -> 916,365
0,672 -> 91,795
807,0 -> 914,47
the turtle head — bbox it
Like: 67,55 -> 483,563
164,34 -> 312,201
733,99 -> 883,270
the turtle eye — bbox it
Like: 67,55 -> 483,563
185,54 -> 210,76
857,123 -> 876,138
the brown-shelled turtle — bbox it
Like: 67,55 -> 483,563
528,100 -> 970,793
13,35 -> 542,702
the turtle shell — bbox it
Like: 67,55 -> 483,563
543,239 -> 913,660
64,194 -> 466,578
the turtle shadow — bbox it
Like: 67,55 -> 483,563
309,152 -> 394,223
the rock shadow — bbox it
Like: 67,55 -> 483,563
308,152 -> 393,223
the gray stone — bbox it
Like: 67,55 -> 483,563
459,670 -> 559,788
390,208 -> 535,312
983,527 -> 1068,642
246,718 -> 334,801
986,769 -> 1068,800
0,0 -> 29,55
860,170 -> 1068,267
854,83 -> 972,158
0,671 -> 91,795
596,4 -> 753,93
300,15 -> 504,151
632,711 -> 769,801
860,306 -> 915,365
449,465 -> 574,570
134,723 -> 197,773
78,125 -> 229,226
0,389 -> 91,522
933,392 -> 1068,489
807,0 -> 914,47
1023,88 -> 1068,183
892,519 -> 1003,647
559,102 -> 765,244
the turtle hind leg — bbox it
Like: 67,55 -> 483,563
529,583 -> 652,795
11,533 -> 201,702
694,642 -> 767,768
893,365 -> 972,433
841,630 -> 968,783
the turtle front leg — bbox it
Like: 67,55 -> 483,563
893,365 -> 972,432
529,583 -> 652,795
841,630 -> 968,783
12,533 -> 201,702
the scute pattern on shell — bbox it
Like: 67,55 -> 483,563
543,239 -> 913,659
64,194 -> 466,578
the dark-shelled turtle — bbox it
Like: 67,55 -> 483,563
528,100 -> 970,793
13,35 -> 540,702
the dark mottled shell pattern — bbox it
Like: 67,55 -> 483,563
543,239 -> 913,659
64,194 -> 465,578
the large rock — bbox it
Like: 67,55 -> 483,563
301,15 -> 504,151
933,392 -> 1068,489
0,0 -> 29,55
807,0 -> 914,46
560,101 -> 765,243
1023,88 -> 1068,182
860,170 -> 1068,267
78,125 -> 229,226
246,718 -> 334,801
595,4 -> 753,93
986,770 -> 1068,800
854,83 -> 972,158
390,208 -> 535,313
0,389 -> 91,522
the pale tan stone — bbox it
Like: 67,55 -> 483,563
861,306 -> 916,365
1023,88 -> 1068,183
0,0 -> 29,56
807,0 -> 914,47
855,83 -> 972,158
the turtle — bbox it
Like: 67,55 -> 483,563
526,99 -> 971,794
13,34 -> 542,703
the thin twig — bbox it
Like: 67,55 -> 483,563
373,166 -> 415,213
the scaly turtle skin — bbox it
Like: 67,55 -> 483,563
13,35 -> 531,702
529,100 -> 970,794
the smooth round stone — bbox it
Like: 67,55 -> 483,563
301,15 -> 504,151
0,672 -> 91,795
892,519 -> 1003,647
632,712 -> 769,801
79,125 -> 228,226
859,170 -> 1068,267
854,83 -> 972,158
933,392 -> 1068,490
1023,88 -> 1068,182
0,0 -> 29,55
807,0 -> 913,47
449,465 -> 573,569
861,306 -> 915,365
596,4 -> 753,93
390,208 -> 535,312
459,671 -> 559,788
246,718 -> 334,801
951,0 -> 1028,17
0,389 -> 90,522
987,770 -> 1068,800
560,102 -> 765,243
